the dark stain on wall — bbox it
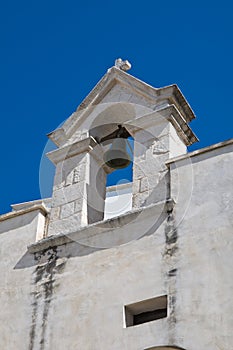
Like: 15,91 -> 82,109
29,246 -> 66,350
165,210 -> 178,244
168,268 -> 177,277
163,205 -> 179,344
29,299 -> 38,350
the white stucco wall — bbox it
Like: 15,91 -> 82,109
104,183 -> 132,220
169,141 -> 233,350
0,209 -> 46,350
0,141 -> 233,350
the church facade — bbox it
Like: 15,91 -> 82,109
0,60 -> 233,350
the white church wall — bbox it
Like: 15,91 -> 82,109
0,209 -> 45,350
169,140 -> 233,350
104,183 -> 132,220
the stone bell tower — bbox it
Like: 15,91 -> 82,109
46,59 -> 197,237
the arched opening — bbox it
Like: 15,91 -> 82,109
104,134 -> 134,220
106,135 -> 134,187
98,127 -> 134,220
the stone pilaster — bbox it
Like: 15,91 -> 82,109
132,120 -> 187,209
46,137 -> 107,236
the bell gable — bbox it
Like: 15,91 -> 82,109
47,64 -> 197,148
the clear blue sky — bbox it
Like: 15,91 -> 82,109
0,0 -> 232,214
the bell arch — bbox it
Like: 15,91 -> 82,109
96,123 -> 134,220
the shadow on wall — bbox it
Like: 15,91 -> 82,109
14,242 -> 103,270
0,211 -> 37,235
14,207 -> 167,270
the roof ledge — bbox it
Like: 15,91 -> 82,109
28,198 -> 175,254
0,204 -> 48,222
166,138 -> 233,165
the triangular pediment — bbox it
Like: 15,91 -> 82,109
48,66 -> 197,147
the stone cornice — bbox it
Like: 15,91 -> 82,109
28,199 -> 175,254
125,105 -> 198,146
0,204 -> 48,222
166,138 -> 233,165
48,105 -> 198,165
46,136 -> 98,165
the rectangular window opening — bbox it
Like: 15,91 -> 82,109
124,295 -> 167,327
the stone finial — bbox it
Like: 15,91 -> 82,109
114,58 -> 131,71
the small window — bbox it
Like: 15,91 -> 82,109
144,347 -> 186,350
124,295 -> 167,327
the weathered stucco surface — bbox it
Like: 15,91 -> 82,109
0,209 -> 46,350
0,141 -> 233,350
169,141 -> 233,350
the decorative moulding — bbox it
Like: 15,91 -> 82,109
48,66 -> 196,147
